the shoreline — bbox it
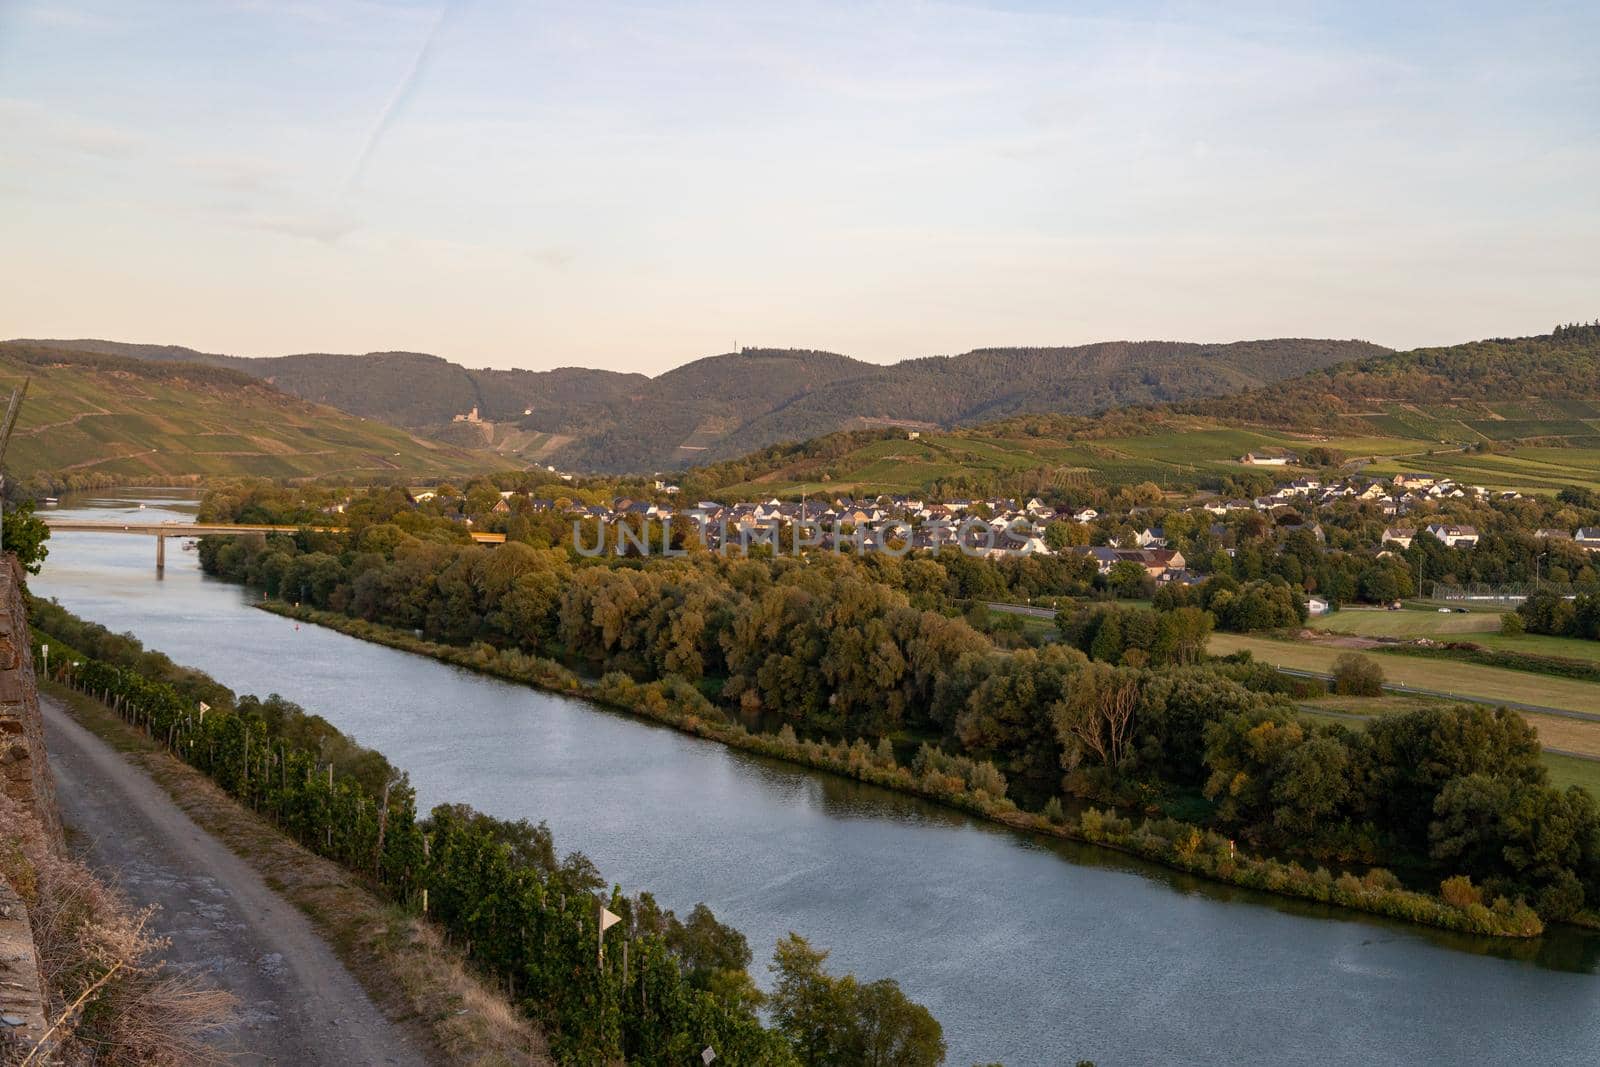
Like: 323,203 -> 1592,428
253,598 -> 1568,942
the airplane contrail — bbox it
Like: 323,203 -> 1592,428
345,0 -> 461,195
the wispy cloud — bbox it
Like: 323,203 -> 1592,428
244,211 -> 361,244
345,0 -> 463,194
178,154 -> 360,245
0,98 -> 144,158
19,4 -> 118,31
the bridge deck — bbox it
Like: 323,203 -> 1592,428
42,519 -> 507,544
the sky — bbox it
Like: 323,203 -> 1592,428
1,0 -> 1597,374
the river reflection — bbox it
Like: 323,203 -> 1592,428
34,489 -> 1600,1066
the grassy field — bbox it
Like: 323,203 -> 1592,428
1210,632 -> 1600,716
1309,608 -> 1600,665
0,352 -> 494,481
1309,607 -> 1502,638
1544,752 -> 1600,796
1523,713 -> 1600,758
1296,693 -> 1447,717
1297,695 -> 1600,757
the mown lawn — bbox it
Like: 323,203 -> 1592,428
1543,752 -> 1600,797
1309,608 -> 1499,638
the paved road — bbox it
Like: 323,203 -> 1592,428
42,694 -> 430,1067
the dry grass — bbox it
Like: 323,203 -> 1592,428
1209,631 -> 1600,715
1,792 -> 234,1067
1523,714 -> 1600,760
44,681 -> 550,1067
1293,693 -> 1600,759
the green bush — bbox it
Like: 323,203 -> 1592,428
1331,652 -> 1384,696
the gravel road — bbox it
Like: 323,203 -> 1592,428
42,694 -> 431,1067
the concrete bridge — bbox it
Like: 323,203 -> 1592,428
41,518 -> 506,573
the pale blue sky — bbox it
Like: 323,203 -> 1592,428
2,1 -> 1596,371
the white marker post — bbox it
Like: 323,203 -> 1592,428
598,902 -> 621,971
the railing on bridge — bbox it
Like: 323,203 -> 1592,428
40,518 -> 505,573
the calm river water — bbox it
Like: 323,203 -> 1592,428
33,490 -> 1600,1066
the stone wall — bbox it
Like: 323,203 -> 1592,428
0,880 -> 49,1055
0,556 -> 60,850
0,555 -> 58,1056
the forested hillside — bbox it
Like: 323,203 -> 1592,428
18,336 -> 1384,473
705,338 -> 1387,460
0,342 -> 493,487
1178,323 -> 1600,430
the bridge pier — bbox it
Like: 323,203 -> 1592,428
155,533 -> 165,575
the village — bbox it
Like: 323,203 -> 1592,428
394,467 -> 1600,606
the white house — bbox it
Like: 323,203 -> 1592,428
1424,523 -> 1480,548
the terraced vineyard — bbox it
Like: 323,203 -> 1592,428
1363,443 -> 1600,492
0,345 -> 494,482
720,415 -> 1489,497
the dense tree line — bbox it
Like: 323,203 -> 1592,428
1179,576 -> 1307,632
1176,325 -> 1600,430
1519,592 -> 1600,641
1057,602 -> 1213,667
1195,703 -> 1600,918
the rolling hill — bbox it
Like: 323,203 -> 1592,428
16,337 -> 1386,473
696,325 -> 1600,499
0,342 -> 496,485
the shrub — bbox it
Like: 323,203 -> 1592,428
1440,874 -> 1483,910
1080,808 -> 1106,840
966,760 -> 1009,800
1331,652 -> 1384,697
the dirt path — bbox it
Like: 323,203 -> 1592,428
41,694 -> 431,1067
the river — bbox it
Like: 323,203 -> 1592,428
32,490 -> 1600,1066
